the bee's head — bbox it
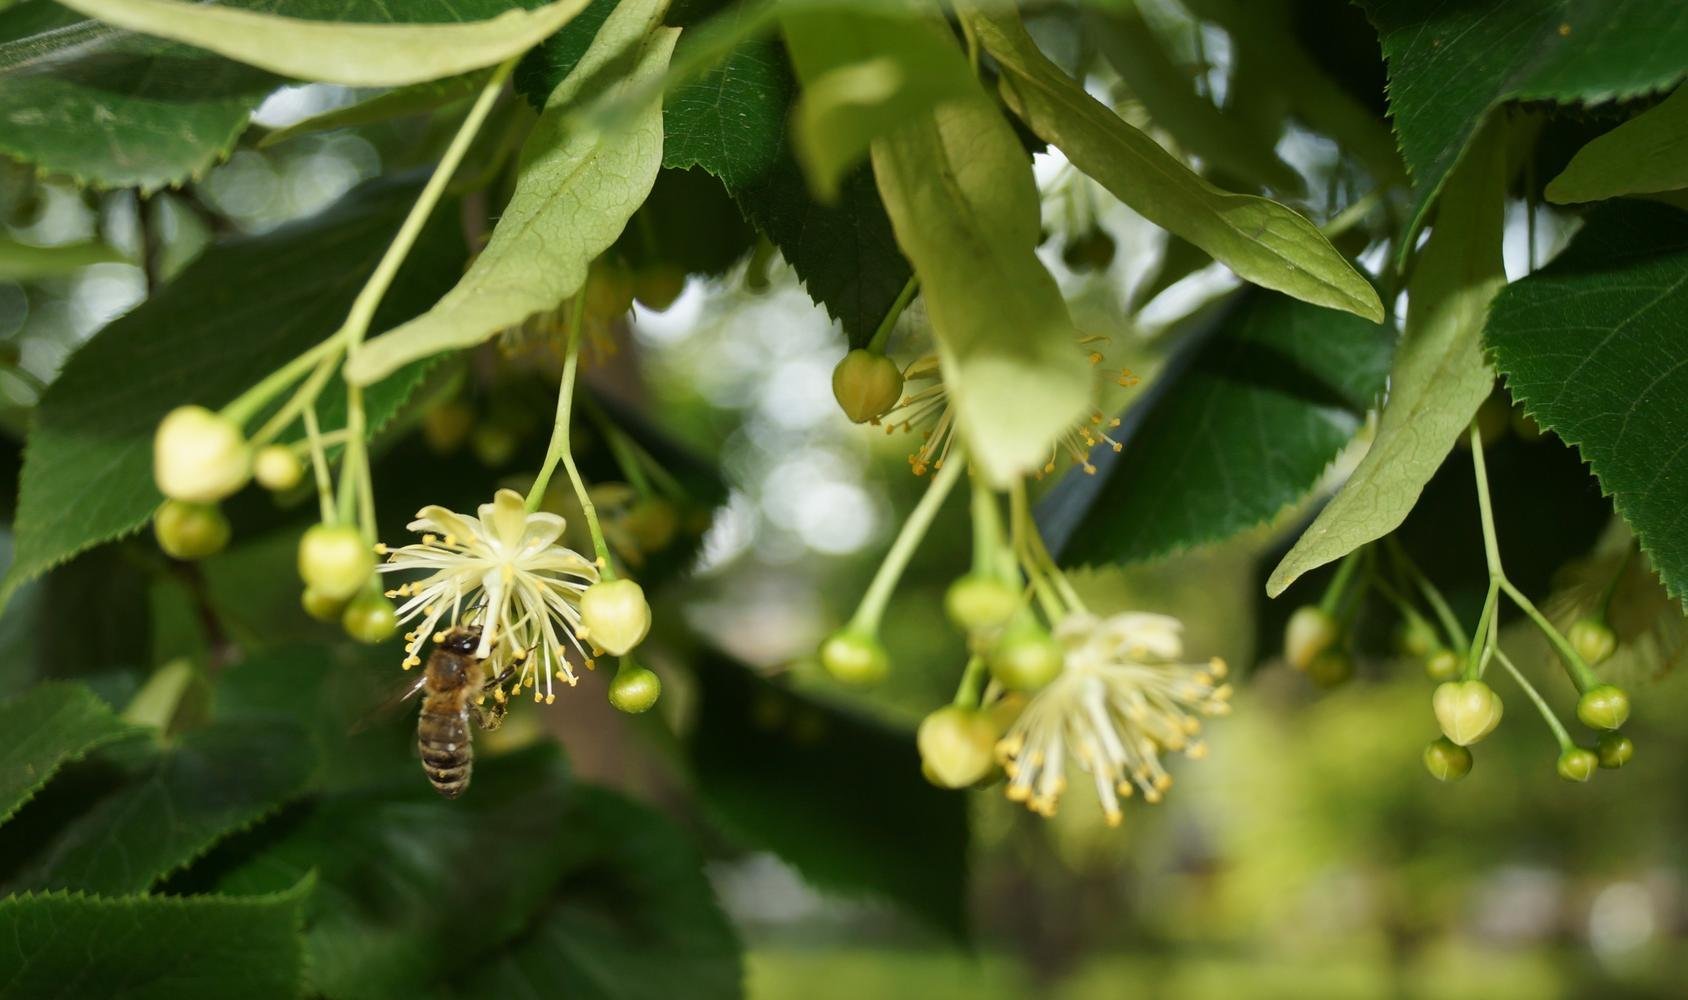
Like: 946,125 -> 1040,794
438,626 -> 482,656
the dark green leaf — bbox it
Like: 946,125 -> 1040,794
0,0 -> 551,190
1485,201 -> 1688,605
3,175 -> 466,607
202,744 -> 574,998
0,879 -> 310,1000
451,786 -> 743,1000
688,648 -> 968,936
662,30 -> 788,187
513,0 -> 619,109
4,722 -> 315,894
1041,289 -> 1393,565
1359,0 -> 1688,243
0,682 -> 137,826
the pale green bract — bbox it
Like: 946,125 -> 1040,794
1547,84 -> 1688,204
1265,126 -> 1511,597
962,7 -> 1384,324
346,0 -> 676,386
51,0 -> 590,87
872,96 -> 1092,485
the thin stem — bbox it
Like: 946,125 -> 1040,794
849,453 -> 965,632
866,276 -> 918,355
302,406 -> 334,524
1318,547 -> 1365,616
223,336 -> 341,429
342,56 -> 516,351
952,654 -> 988,708
1493,648 -> 1573,751
1469,424 -> 1504,574
1502,577 -> 1600,692
1010,480 -> 1085,615
969,471 -> 1002,577
1387,538 -> 1467,653
603,425 -> 655,498
528,292 -> 590,510
250,348 -> 340,447
1465,579 -> 1500,681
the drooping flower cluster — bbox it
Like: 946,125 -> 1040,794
997,611 -> 1231,826
377,489 -> 600,703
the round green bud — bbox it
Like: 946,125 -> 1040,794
944,574 -> 1020,634
341,590 -> 398,644
300,587 -> 346,623
252,445 -> 303,492
831,349 -> 904,424
579,579 -> 652,657
153,405 -> 251,503
633,266 -> 687,313
624,497 -> 679,553
297,523 -> 375,602
1397,619 -> 1439,659
153,500 -> 230,561
1576,684 -> 1630,731
422,401 -> 475,455
1306,649 -> 1354,689
608,666 -> 662,714
819,629 -> 889,686
1597,732 -> 1635,769
917,705 -> 998,789
1424,649 -> 1462,683
1283,605 -> 1339,672
1432,680 -> 1504,746
1567,617 -> 1618,667
1422,737 -> 1473,782
988,624 -> 1063,692
1557,746 -> 1599,783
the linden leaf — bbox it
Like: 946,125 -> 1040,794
346,0 -> 677,386
1547,85 -> 1688,204
964,6 -> 1383,324
0,683 -> 139,827
1266,125 -> 1510,597
52,0 -> 590,86
872,93 -> 1092,485
1486,201 -> 1688,606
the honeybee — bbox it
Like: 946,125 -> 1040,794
401,626 -> 513,798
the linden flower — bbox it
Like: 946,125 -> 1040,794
997,611 -> 1231,827
882,346 -> 1137,477
377,489 -> 600,703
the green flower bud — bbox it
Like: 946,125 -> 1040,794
301,587 -> 346,623
1306,649 -> 1354,689
153,500 -> 230,561
1422,737 -> 1473,782
1576,684 -> 1630,731
153,405 -> 251,502
1283,606 -> 1339,671
297,524 -> 375,602
1557,746 -> 1599,783
1423,649 -> 1462,683
831,349 -> 904,424
944,574 -> 1020,634
819,628 -> 889,685
252,444 -> 304,492
1597,732 -> 1635,769
579,579 -> 652,657
422,401 -> 475,455
1567,617 -> 1618,666
608,665 -> 662,714
342,590 -> 398,644
1397,619 -> 1438,658
1432,680 -> 1504,746
917,705 -> 998,788
988,624 -> 1063,692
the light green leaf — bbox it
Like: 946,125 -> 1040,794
782,5 -> 984,201
258,72 -> 491,148
1547,85 -> 1688,204
346,0 -> 676,386
0,683 -> 139,826
871,94 -> 1092,485
0,240 -> 127,281
0,878 -> 311,1000
53,0 -> 589,86
1486,202 -> 1688,604
1266,126 -> 1510,597
963,7 -> 1384,324
3,177 -> 465,608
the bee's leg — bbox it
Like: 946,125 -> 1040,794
472,663 -> 518,731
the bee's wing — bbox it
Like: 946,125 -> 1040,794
348,670 -> 430,735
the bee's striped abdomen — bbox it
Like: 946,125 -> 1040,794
418,697 -> 473,798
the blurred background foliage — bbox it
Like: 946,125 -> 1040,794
2,0 -> 1687,997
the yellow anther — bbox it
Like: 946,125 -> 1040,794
373,543 -> 388,555
545,693 -> 556,704
422,534 -> 438,546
